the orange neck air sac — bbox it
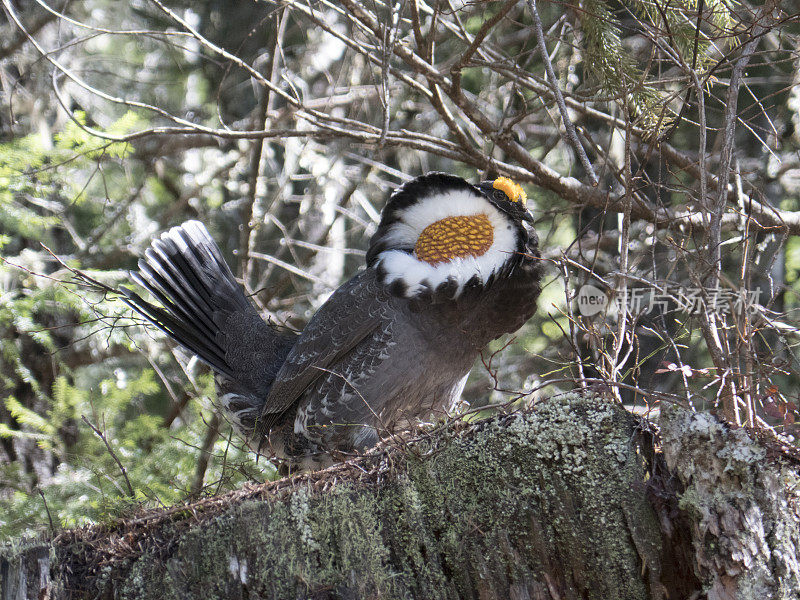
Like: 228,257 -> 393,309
414,214 -> 494,266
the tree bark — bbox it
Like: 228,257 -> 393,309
660,406 -> 800,599
1,394 -> 798,599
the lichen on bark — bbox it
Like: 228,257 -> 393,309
12,394 -> 799,599
102,394 -> 664,600
3,394 -> 673,600
660,405 -> 800,600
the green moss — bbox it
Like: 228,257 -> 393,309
108,395 -> 657,599
10,395 -> 669,599
12,397 -> 800,599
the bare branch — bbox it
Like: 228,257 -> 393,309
525,0 -> 598,185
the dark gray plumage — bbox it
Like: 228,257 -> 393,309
123,173 -> 542,469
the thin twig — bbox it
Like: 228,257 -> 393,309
82,415 -> 136,498
191,413 -> 221,496
525,0 -> 598,185
38,488 -> 56,533
702,2 -> 774,423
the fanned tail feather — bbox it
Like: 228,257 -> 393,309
121,221 -> 251,380
121,221 -> 299,442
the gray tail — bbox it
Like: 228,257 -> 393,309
121,220 -> 259,381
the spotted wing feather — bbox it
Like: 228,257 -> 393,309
258,269 -> 391,430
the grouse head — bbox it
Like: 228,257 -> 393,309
366,173 -> 538,300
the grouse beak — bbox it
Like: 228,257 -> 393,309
477,179 -> 534,224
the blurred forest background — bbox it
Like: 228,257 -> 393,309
1,0 -> 799,540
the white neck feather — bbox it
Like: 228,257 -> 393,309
375,189 -> 518,298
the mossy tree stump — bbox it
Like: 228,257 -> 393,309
3,394 -> 798,599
